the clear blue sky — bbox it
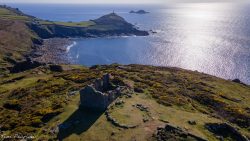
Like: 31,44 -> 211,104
0,0 -> 240,4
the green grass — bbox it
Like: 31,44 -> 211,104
0,65 -> 249,140
0,8 -> 13,15
0,8 -> 31,21
87,24 -> 118,31
38,20 -> 96,27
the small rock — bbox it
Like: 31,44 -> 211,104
111,131 -> 115,136
49,64 -> 63,72
134,87 -> 144,93
143,118 -> 149,123
188,120 -> 197,125
115,100 -> 124,105
68,91 -> 78,96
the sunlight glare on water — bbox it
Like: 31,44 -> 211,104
10,3 -> 250,84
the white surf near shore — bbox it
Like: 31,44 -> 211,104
66,41 -> 77,53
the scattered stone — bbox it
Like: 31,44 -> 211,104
68,91 -> 78,96
49,126 -> 59,135
115,100 -> 125,105
143,118 -> 149,123
153,124 -> 207,141
105,111 -> 138,129
216,136 -> 224,141
135,104 -> 149,112
125,94 -> 132,98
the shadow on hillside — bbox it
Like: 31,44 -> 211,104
57,108 -> 104,141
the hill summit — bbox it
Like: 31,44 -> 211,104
93,13 -> 133,27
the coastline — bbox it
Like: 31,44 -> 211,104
32,38 -> 75,64
31,35 -> 141,65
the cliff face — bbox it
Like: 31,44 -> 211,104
27,22 -> 148,39
27,13 -> 149,39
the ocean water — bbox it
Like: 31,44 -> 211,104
5,3 -> 250,84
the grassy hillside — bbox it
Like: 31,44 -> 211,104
0,64 -> 249,140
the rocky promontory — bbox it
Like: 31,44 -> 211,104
28,12 -> 149,39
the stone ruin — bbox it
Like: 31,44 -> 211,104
80,74 -> 121,111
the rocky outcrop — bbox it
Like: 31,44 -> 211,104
8,57 -> 44,73
130,10 -> 149,14
205,123 -> 249,141
232,79 -> 247,86
80,74 -> 120,111
27,23 -> 88,39
153,124 -> 207,141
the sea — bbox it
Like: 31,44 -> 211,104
4,2 -> 250,84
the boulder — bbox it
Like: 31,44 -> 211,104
134,87 -> 144,93
49,64 -> 63,72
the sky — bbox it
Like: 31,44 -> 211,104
0,0 -> 244,4
0,0 -> 164,4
